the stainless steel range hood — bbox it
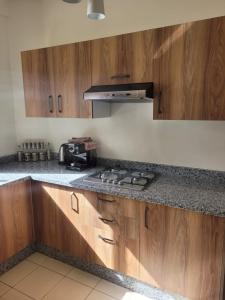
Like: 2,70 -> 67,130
84,82 -> 154,102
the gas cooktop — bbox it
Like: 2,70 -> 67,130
84,168 -> 156,191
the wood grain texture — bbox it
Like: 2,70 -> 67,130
86,193 -> 140,275
31,181 -> 225,299
139,202 -> 225,300
21,42 -> 92,118
21,49 -> 56,117
32,182 -> 92,261
51,41 -> 92,118
32,183 -> 140,274
118,196 -> 140,278
91,30 -> 156,86
0,180 -> 34,263
154,16 -> 225,120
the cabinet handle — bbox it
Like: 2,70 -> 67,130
145,206 -> 149,229
57,95 -> 63,113
48,96 -> 53,113
99,217 -> 116,224
98,198 -> 116,204
158,91 -> 162,114
71,192 -> 79,213
110,74 -> 130,80
98,235 -> 116,245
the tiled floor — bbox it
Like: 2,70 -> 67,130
0,253 -> 152,300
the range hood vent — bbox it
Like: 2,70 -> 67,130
84,82 -> 154,102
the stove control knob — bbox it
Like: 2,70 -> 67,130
102,178 -> 106,183
112,180 -> 118,184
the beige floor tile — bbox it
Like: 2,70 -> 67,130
0,282 -> 10,297
43,277 -> 92,300
1,289 -> 32,300
66,267 -> 100,288
87,290 -> 115,300
95,279 -> 130,300
27,252 -> 47,265
0,261 -> 38,287
15,266 -> 63,300
39,256 -> 73,275
27,253 -> 73,276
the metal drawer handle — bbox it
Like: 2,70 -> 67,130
99,217 -> 116,224
48,95 -> 53,113
145,206 -> 149,229
98,198 -> 116,204
57,95 -> 63,113
111,74 -> 130,80
71,192 -> 79,213
98,235 -> 116,245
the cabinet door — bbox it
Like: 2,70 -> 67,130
21,48 -> 56,117
32,182 -> 58,248
140,202 -> 225,300
0,181 -> 34,263
32,182 -> 94,261
154,16 -> 225,120
92,30 -> 156,86
52,42 -> 92,118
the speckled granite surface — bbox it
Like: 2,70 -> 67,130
0,245 -> 34,274
0,159 -> 225,217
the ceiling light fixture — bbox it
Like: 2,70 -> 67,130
87,0 -> 105,20
62,0 -> 106,20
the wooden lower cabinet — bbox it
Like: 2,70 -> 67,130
139,202 -> 225,300
0,180 -> 34,263
31,182 -> 140,277
86,193 -> 140,278
31,181 -> 225,299
32,182 -> 92,261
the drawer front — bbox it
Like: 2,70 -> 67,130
87,227 -> 119,270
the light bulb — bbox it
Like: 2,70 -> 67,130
87,0 -> 106,20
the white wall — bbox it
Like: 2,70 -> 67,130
8,0 -> 225,170
0,1 -> 16,156
0,0 -> 9,16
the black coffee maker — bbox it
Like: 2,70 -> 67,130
58,143 -> 97,171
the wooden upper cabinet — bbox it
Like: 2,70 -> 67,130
51,42 -> 92,118
139,202 -> 225,300
21,41 -> 92,118
154,16 -> 225,120
91,30 -> 156,86
21,48 -> 55,117
22,15 -> 225,120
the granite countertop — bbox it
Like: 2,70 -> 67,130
0,160 -> 225,217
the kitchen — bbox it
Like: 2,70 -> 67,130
0,0 -> 225,300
